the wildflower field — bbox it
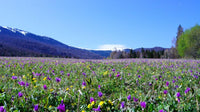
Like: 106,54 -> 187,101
0,57 -> 200,112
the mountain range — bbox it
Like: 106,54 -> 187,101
0,26 -> 168,59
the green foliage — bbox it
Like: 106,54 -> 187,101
177,24 -> 200,58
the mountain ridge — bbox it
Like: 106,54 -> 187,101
0,26 -> 103,59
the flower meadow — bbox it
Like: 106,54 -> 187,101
0,57 -> 200,112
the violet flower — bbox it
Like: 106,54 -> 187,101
98,85 -> 101,89
176,92 -> 181,97
18,81 -> 25,86
43,85 -> 47,90
82,81 -> 86,86
127,95 -> 131,100
163,90 -> 168,94
57,100 -> 65,112
140,101 -> 146,108
90,97 -> 95,103
93,105 -> 101,111
12,76 -> 17,79
98,92 -> 103,97
56,77 -> 61,82
166,81 -> 169,86
121,101 -> 125,109
133,97 -> 138,102
185,88 -> 190,94
34,104 -> 39,111
0,106 -> 6,112
18,92 -> 23,97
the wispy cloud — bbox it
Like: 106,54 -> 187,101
96,44 -> 126,51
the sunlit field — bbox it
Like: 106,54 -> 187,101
0,57 -> 199,112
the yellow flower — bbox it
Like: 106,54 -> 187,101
70,86 -> 73,88
82,110 -> 85,112
34,86 -> 37,88
103,71 -> 108,76
158,96 -> 161,99
91,101 -> 95,106
49,105 -> 52,108
66,88 -> 69,91
108,100 -> 113,105
23,75 -> 26,79
2,76 -> 4,78
50,89 -> 53,92
82,86 -> 86,89
99,101 -> 104,106
33,78 -> 36,80
34,80 -> 37,83
87,104 -> 92,108
139,93 -> 142,96
135,91 -> 137,93
43,77 -> 47,81
12,73 -> 15,76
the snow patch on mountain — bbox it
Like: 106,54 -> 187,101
2,26 -> 28,35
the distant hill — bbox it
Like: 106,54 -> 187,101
0,26 -> 103,59
90,50 -> 112,58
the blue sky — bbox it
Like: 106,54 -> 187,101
0,0 -> 199,50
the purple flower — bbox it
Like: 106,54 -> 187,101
18,92 -> 23,97
26,82 -> 29,87
18,81 -> 25,86
176,92 -> 181,97
98,92 -> 103,97
82,81 -> 86,86
166,81 -> 169,86
127,95 -> 131,100
35,73 -> 41,76
57,100 -> 65,112
98,85 -> 101,89
60,71 -> 64,75
47,76 -> 51,80
82,72 -> 86,76
34,104 -> 39,111
185,88 -> 190,94
93,105 -> 101,111
172,80 -> 175,83
0,106 -> 6,112
67,73 -> 70,76
90,97 -> 95,103
159,109 -> 164,112
138,75 -> 141,78
56,77 -> 61,82
140,102 -> 146,108
121,101 -> 125,109
43,85 -> 47,90
133,97 -> 138,102
116,74 -> 120,77
112,69 -> 115,72
12,76 -> 17,79
163,90 -> 168,94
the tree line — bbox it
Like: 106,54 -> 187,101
110,49 -> 165,59
110,24 -> 200,59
